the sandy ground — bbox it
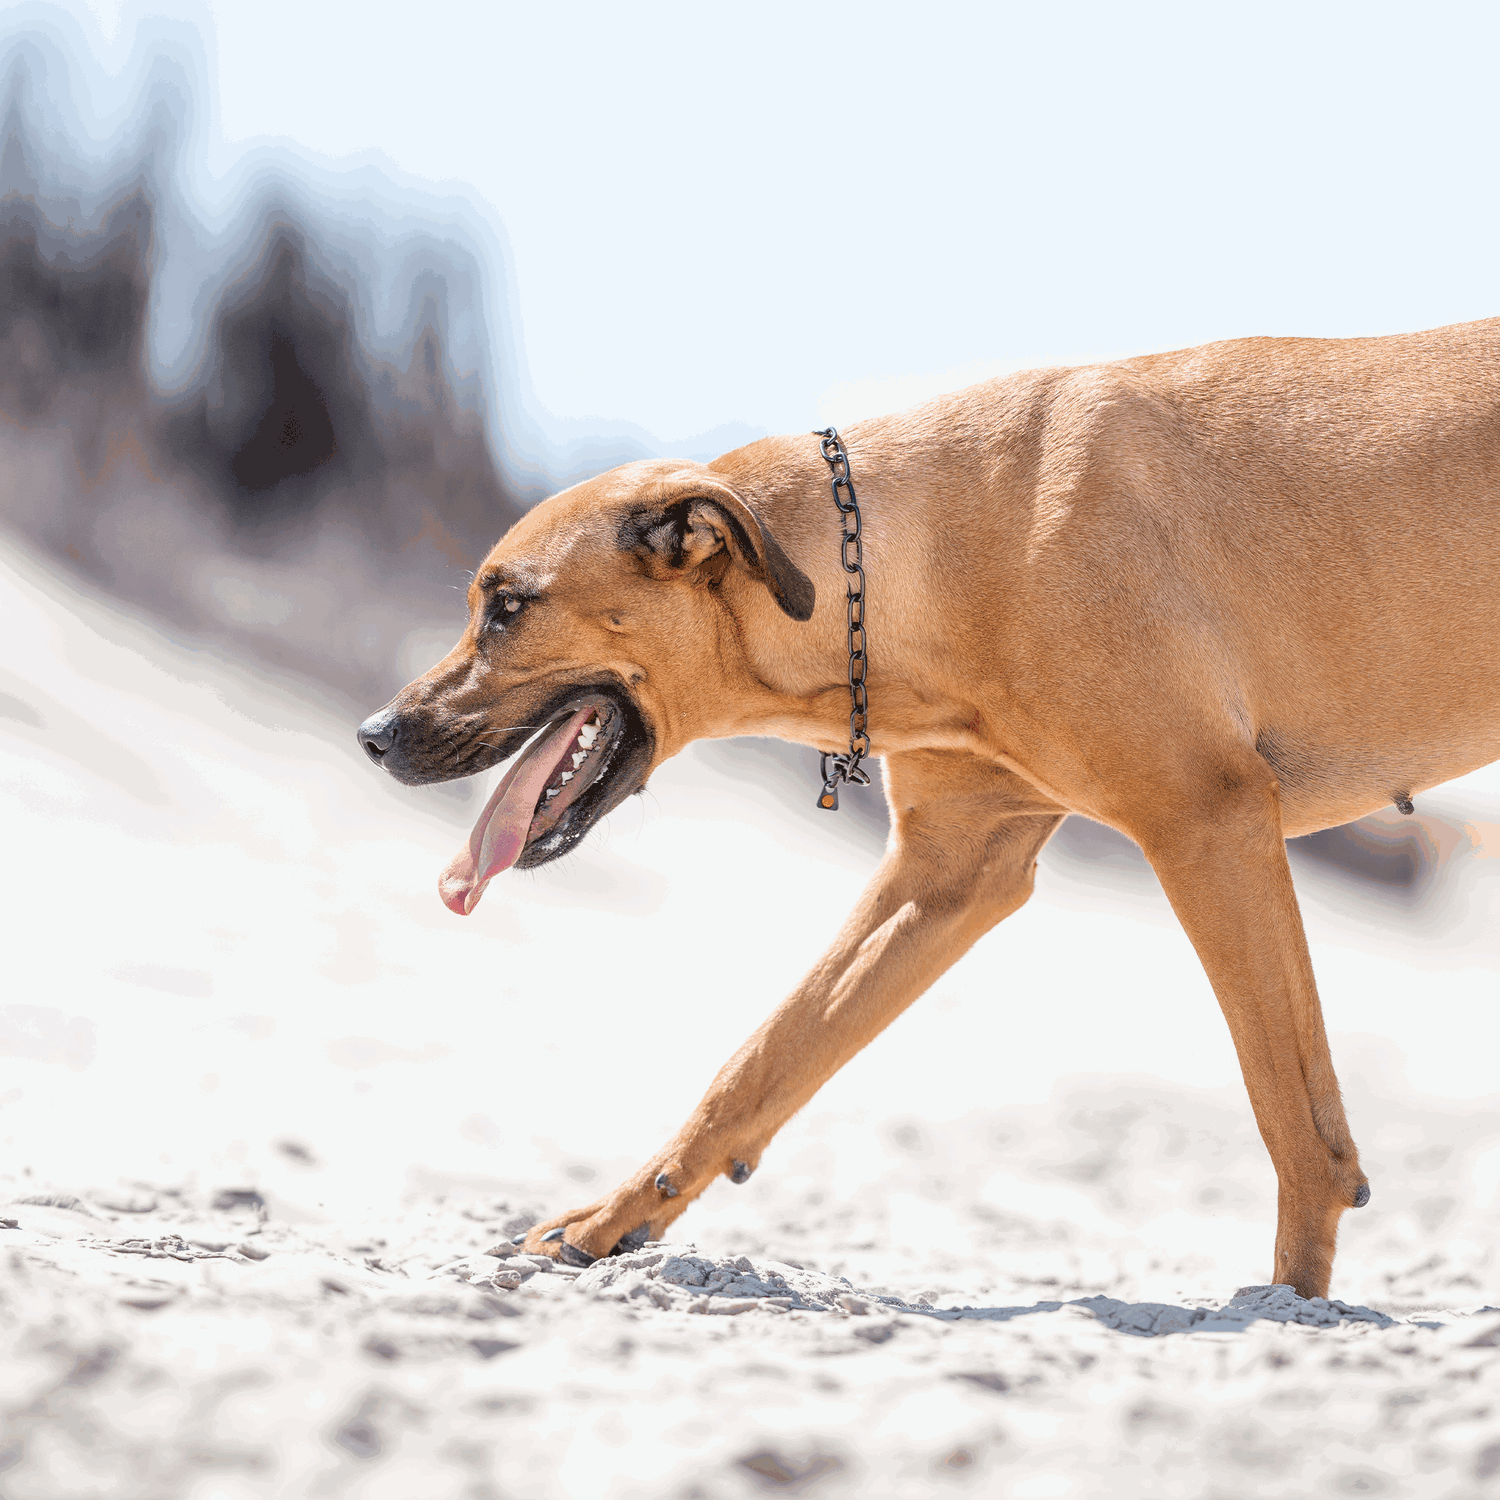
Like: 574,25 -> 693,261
3,535 -> 1499,1498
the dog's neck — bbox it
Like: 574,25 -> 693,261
706,420 -> 1015,761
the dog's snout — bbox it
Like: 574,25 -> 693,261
357,709 -> 398,765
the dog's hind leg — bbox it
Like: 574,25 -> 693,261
1122,748 -> 1369,1300
518,753 -> 1063,1265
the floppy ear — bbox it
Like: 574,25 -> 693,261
618,473 -> 816,622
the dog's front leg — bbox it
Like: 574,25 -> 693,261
518,755 -> 1062,1265
1127,755 -> 1368,1300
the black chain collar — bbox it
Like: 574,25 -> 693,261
812,427 -> 871,811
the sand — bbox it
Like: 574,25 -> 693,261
2,535 -> 1498,1498
4,1181 -> 1498,1499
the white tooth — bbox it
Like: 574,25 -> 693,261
580,725 -> 598,746
560,771 -> 573,783
545,788 -> 558,798
571,751 -> 586,767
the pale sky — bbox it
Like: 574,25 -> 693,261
33,0 -> 1500,446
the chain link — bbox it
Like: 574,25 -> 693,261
812,427 -> 871,811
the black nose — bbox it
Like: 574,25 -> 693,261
357,709 -> 398,764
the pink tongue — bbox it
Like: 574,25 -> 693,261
439,707 -> 596,916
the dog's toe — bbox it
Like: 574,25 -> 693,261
611,1222 -> 652,1255
557,1239 -> 596,1268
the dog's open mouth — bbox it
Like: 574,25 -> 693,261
439,700 -> 629,915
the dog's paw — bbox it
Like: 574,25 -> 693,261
510,1205 -> 599,1263
515,1151 -> 761,1263
515,1166 -> 708,1262
513,1200 -> 658,1265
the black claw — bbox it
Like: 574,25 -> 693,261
654,1172 -> 679,1199
612,1222 -> 651,1255
557,1239 -> 596,1268
730,1160 -> 753,1185
511,1233 -> 527,1246
541,1226 -> 565,1243
1353,1183 -> 1371,1208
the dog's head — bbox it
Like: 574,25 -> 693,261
356,458 -> 815,912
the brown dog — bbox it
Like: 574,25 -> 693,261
357,316 -> 1500,1298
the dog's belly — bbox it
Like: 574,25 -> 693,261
1257,712 -> 1500,839
1227,486 -> 1500,837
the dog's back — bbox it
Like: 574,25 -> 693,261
849,318 -> 1500,834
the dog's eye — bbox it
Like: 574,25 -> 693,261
488,594 -> 529,632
